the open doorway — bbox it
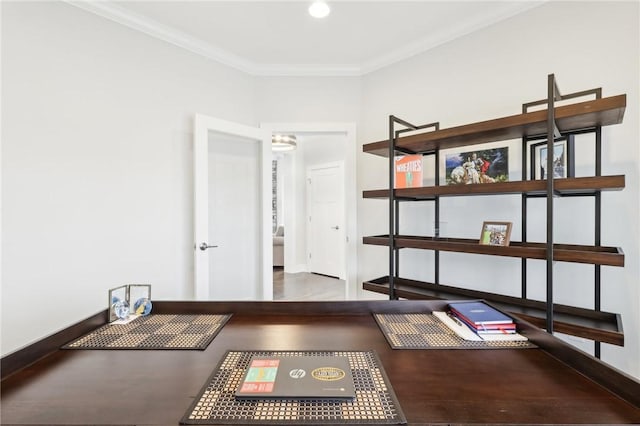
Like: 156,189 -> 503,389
262,123 -> 357,301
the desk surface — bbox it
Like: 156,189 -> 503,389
2,300 -> 639,425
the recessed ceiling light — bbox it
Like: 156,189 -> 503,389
309,1 -> 330,19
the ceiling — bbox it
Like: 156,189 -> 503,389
67,1 -> 544,76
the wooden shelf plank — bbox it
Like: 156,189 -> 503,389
363,94 -> 626,157
363,175 -> 625,200
362,276 -> 623,346
363,235 -> 624,267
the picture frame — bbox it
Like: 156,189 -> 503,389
129,284 -> 151,306
479,221 -> 512,246
445,146 -> 509,185
108,285 -> 129,322
129,283 -> 152,316
530,135 -> 574,180
108,284 -> 153,321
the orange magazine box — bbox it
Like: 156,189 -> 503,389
395,155 -> 423,188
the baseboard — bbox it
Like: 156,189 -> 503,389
284,264 -> 308,274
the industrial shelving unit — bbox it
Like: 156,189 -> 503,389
362,74 -> 627,347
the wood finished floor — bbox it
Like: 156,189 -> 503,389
273,268 -> 346,301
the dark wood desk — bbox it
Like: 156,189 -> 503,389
2,300 -> 639,425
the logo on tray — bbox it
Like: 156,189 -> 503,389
289,369 -> 306,379
311,367 -> 346,381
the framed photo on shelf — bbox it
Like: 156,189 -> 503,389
445,146 -> 509,185
530,135 -> 574,180
479,221 -> 512,246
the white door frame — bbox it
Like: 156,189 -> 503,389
194,114 -> 272,300
260,122 -> 357,300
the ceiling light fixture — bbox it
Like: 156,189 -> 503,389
272,134 -> 297,152
308,1 -> 330,19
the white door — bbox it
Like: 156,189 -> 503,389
208,137 -> 259,299
307,162 -> 345,279
194,115 -> 272,300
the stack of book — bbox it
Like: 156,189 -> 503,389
448,301 -> 516,335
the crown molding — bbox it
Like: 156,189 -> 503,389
64,1 -> 545,78
253,63 -> 362,77
361,1 -> 545,75
64,0 -> 257,74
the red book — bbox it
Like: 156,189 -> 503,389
455,315 -> 516,331
449,310 -> 516,334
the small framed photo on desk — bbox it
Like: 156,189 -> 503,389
479,221 -> 512,246
108,285 -> 129,322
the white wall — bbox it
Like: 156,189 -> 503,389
358,1 -> 639,378
1,1 -> 256,355
303,134 -> 347,167
257,77 -> 361,123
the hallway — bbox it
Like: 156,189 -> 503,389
273,268 -> 346,301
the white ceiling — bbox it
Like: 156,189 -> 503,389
67,1 -> 544,76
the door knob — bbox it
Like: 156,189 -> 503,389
199,242 -> 218,251
331,226 -> 340,230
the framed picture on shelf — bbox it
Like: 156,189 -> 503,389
530,135 -> 574,180
445,146 -> 509,185
479,221 -> 512,246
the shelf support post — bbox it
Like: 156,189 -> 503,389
388,115 -> 397,300
594,90 -> 602,357
521,137 -> 528,300
387,116 -> 440,299
545,73 -> 559,334
434,149 -> 440,285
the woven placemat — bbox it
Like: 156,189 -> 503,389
181,350 -> 406,425
63,314 -> 231,350
374,313 -> 536,350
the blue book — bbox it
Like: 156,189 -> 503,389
448,301 -> 513,326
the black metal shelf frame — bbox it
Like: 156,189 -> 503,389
387,116 -> 439,300
384,74 -> 611,354
521,75 -> 604,355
